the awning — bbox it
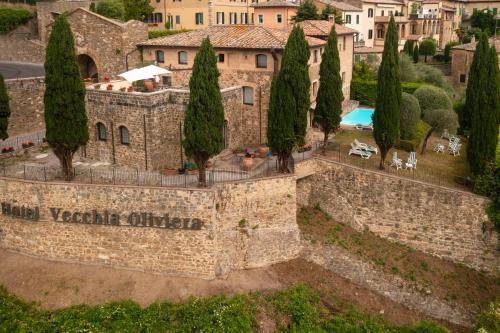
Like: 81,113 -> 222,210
118,65 -> 171,82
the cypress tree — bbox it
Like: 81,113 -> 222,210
314,24 -> 343,155
268,25 -> 310,172
44,15 -> 88,181
403,40 -> 413,56
293,0 -> 319,22
413,44 -> 419,63
467,43 -> 500,175
463,33 -> 489,134
0,74 -> 10,141
373,16 -> 400,170
183,37 -> 224,187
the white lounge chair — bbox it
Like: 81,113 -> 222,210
448,141 -> 461,156
349,143 -> 372,159
390,152 -> 402,170
433,141 -> 445,153
405,152 -> 417,170
353,139 -> 378,154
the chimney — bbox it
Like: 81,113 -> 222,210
328,14 -> 335,23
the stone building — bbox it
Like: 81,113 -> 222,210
251,0 -> 299,30
450,37 -> 500,87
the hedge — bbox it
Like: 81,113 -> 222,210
350,79 -> 425,106
148,29 -> 190,39
395,120 -> 430,152
0,7 -> 34,34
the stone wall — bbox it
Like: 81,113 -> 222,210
84,86 -> 244,170
0,35 -> 45,63
5,77 -> 45,137
296,158 -> 499,273
0,175 -> 300,279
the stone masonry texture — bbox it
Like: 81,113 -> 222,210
0,175 -> 301,279
295,158 -> 499,273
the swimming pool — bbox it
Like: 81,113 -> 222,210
341,108 -> 374,126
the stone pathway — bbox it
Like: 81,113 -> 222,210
301,241 -> 474,328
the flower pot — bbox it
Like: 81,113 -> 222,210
258,146 -> 269,158
242,157 -> 253,171
106,84 -> 113,91
127,86 -> 134,92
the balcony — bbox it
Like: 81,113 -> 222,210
374,16 -> 409,23
409,13 -> 439,20
354,40 -> 366,48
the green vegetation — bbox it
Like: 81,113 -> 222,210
123,0 -> 153,21
419,38 -> 437,62
320,4 -> 342,24
350,80 -> 423,107
420,108 -> 458,154
474,162 -> 500,233
413,85 -> 452,115
44,15 -> 88,181
400,54 -> 418,82
395,121 -> 430,152
414,62 -> 453,94
0,73 -> 10,140
0,6 -> 34,34
475,298 -> 500,333
373,16 -> 400,169
443,41 -> 459,63
183,38 -> 224,187
293,0 -> 319,22
0,284 -> 454,332
268,26 -> 310,172
470,9 -> 498,35
403,40 -> 413,57
95,0 -> 124,20
399,92 -> 421,140
413,44 -> 419,63
314,24 -> 342,154
148,29 -> 190,39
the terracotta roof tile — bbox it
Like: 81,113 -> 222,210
452,38 -> 500,53
298,20 -> 358,37
319,0 -> 362,12
251,0 -> 299,8
354,46 -> 383,54
138,25 -> 326,49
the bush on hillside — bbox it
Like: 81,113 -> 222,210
400,54 -> 418,82
444,41 -> 459,62
413,85 -> 452,116
474,163 -> 500,233
0,7 -> 34,34
474,299 -> 500,333
400,92 -> 421,140
350,80 -> 424,106
395,120 -> 430,152
148,28 -> 190,39
353,60 -> 376,81
95,0 -> 124,20
415,63 -> 453,94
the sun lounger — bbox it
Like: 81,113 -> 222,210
390,152 -> 402,170
353,139 -> 378,154
349,143 -> 372,159
405,152 -> 417,170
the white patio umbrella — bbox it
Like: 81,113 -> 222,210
118,65 -> 171,82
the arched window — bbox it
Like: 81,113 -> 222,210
119,126 -> 130,145
155,50 -> 164,63
242,86 -> 254,105
368,8 -> 373,18
96,122 -> 106,141
178,51 -> 188,64
256,54 -> 267,68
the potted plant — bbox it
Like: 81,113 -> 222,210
119,87 -> 126,92
242,153 -> 253,171
127,86 -> 134,92
21,141 -> 34,149
106,84 -> 113,91
1,146 -> 14,153
94,83 -> 101,89
184,161 -> 198,175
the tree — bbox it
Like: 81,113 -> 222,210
95,0 -> 124,20
413,44 -> 419,63
463,33 -> 489,133
321,4 -> 342,24
470,9 -> 495,34
421,108 -> 458,153
183,38 -> 224,187
419,38 -> 436,62
314,24 -> 343,154
443,41 -> 459,63
413,85 -> 452,116
467,44 -> 500,175
0,74 -> 10,140
400,93 -> 421,140
403,40 -> 413,56
123,0 -> 153,21
44,15 -> 88,181
399,54 -> 417,82
268,26 -> 310,172
293,0 -> 319,22
373,16 -> 400,169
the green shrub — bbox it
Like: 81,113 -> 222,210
444,41 -> 459,62
474,162 -> 500,233
353,60 -> 376,81
453,99 -> 466,133
0,7 -> 34,34
415,63 -> 453,94
400,92 -> 421,140
95,0 -> 124,20
148,28 -> 191,39
413,85 -> 452,116
395,121 -> 430,152
400,54 -> 418,82
474,299 -> 500,333
351,80 -> 424,106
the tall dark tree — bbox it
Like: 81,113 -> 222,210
293,0 -> 319,22
413,44 -> 419,63
268,26 -> 310,172
468,43 -> 500,175
419,38 -> 436,62
463,33 -> 489,133
0,74 -> 10,140
321,4 -> 342,24
183,38 -> 224,187
44,15 -> 88,181
403,40 -> 413,56
123,0 -> 153,21
314,25 -> 343,154
373,16 -> 400,169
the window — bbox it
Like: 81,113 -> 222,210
377,25 -> 385,38
155,50 -> 164,63
368,29 -> 373,39
256,54 -> 267,68
388,10 -> 393,16
313,50 -> 318,63
178,51 -> 188,64
459,74 -> 466,83
217,12 -> 225,24
195,12 -> 204,25
241,12 -> 248,24
175,15 -> 180,24
229,12 -> 237,24
218,53 -> 225,63
354,54 -> 361,62
154,13 -> 163,23
356,15 -> 359,24
345,15 -> 351,24
368,8 -> 373,17
96,123 -> 106,141
258,14 -> 264,24
381,10 -> 384,16
119,126 -> 129,145
276,14 -> 282,23
243,86 -> 254,105
167,15 -> 173,28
